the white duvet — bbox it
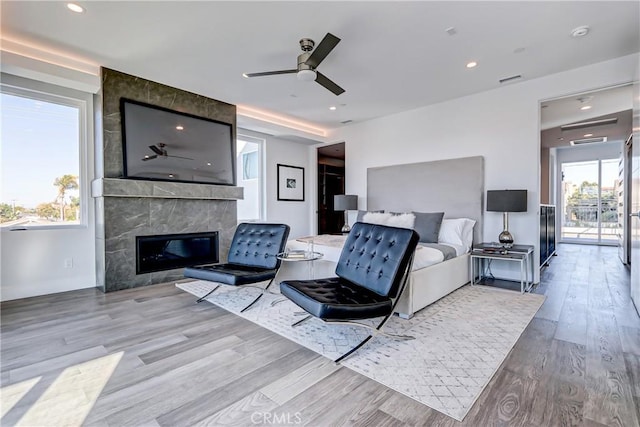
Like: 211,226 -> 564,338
286,235 -> 464,272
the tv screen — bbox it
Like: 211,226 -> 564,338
121,98 -> 236,185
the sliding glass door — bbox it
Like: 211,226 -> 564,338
560,158 -> 619,244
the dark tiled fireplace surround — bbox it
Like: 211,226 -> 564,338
93,178 -> 242,292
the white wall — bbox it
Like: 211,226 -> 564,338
329,53 -> 639,283
266,136 -> 313,239
1,227 -> 97,300
238,129 -> 312,239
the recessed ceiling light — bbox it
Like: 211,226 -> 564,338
168,174 -> 174,178
176,125 -> 184,130
584,133 -> 593,137
329,106 -> 337,111
66,3 -> 84,13
466,61 -> 477,69
207,162 -> 212,166
242,73 -> 249,78
571,26 -> 590,38
581,105 -> 592,110
144,155 -> 149,158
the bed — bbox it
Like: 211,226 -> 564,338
282,156 -> 485,319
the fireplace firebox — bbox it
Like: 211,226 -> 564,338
136,231 -> 219,274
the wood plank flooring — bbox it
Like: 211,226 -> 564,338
1,244 -> 639,426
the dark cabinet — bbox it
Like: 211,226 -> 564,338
540,205 -> 556,267
317,163 -> 345,235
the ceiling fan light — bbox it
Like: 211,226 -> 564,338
297,69 -> 317,82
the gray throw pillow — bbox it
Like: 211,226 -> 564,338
412,211 -> 445,243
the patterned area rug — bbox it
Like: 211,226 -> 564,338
177,281 -> 544,421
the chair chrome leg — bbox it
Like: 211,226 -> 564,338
196,285 -> 220,303
324,320 -> 415,340
270,297 -> 286,307
291,315 -> 312,327
240,293 -> 263,313
334,335 -> 373,364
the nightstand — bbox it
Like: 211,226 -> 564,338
470,243 -> 534,293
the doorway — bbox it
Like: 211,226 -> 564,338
316,142 -> 345,234
560,158 -> 619,244
541,84 -> 633,256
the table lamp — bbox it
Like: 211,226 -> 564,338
486,190 -> 527,248
334,194 -> 358,233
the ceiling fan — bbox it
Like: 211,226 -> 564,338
142,143 -> 194,161
243,33 -> 345,96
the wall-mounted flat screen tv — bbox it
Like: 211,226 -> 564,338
121,98 -> 236,185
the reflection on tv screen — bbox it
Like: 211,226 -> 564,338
121,99 -> 235,185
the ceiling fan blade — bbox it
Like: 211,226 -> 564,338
244,69 -> 297,78
305,33 -> 340,68
315,72 -> 345,96
142,155 -> 158,161
149,145 -> 163,155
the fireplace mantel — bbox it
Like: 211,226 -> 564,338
92,178 -> 243,200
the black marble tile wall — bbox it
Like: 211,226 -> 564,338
95,68 -> 240,292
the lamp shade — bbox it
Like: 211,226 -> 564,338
334,194 -> 358,211
486,190 -> 527,212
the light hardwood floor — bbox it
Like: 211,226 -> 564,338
1,244 -> 639,426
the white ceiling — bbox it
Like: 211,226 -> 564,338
2,1 -> 639,132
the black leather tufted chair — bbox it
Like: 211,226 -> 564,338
280,222 -> 419,363
184,223 -> 290,312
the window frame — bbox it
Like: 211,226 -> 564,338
236,133 -> 265,222
1,74 -> 93,231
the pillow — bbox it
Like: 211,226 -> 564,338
362,212 -> 415,229
362,212 -> 393,225
438,218 -> 476,250
438,218 -> 468,247
461,219 -> 476,251
386,213 -> 415,229
412,211 -> 445,243
356,210 -> 384,222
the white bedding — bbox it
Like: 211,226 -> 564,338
286,235 -> 465,272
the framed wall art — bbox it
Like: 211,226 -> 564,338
277,164 -> 305,201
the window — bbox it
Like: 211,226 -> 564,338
1,76 -> 89,228
236,135 -> 264,221
242,151 -> 258,180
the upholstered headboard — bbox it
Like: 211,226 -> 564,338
367,156 -> 484,245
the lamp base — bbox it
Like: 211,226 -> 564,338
498,230 -> 514,248
342,210 -> 350,233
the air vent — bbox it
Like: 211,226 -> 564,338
499,75 -> 522,84
570,136 -> 607,146
560,117 -> 617,131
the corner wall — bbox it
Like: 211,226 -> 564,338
238,128 -> 313,239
